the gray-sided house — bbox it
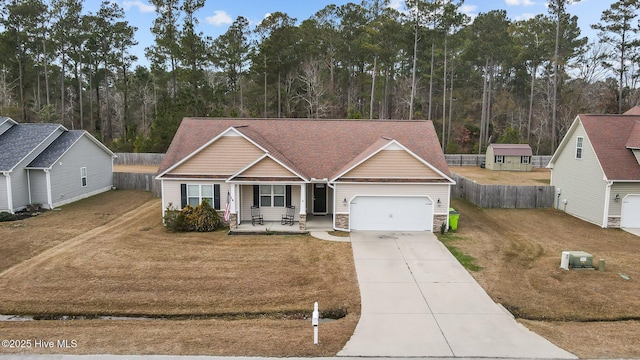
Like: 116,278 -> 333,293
156,118 -> 455,232
485,144 -> 533,171
0,117 -> 116,213
548,107 -> 640,228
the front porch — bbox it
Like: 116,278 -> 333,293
229,214 -> 333,234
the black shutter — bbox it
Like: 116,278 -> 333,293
285,185 -> 292,207
253,185 -> 260,206
180,184 -> 187,208
214,184 -> 221,210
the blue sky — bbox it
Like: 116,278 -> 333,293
93,0 -> 616,67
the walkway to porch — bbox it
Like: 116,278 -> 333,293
229,214 -> 333,234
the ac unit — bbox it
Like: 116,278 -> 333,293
568,251 -> 593,269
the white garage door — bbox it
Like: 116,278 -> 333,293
350,196 -> 433,231
621,195 -> 640,228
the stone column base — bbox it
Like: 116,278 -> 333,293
229,213 -> 238,230
433,214 -> 448,232
299,214 -> 307,231
335,214 -> 349,230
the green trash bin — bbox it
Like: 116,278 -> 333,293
449,207 -> 459,231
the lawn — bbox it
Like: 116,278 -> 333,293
443,198 -> 640,359
451,166 -> 551,185
0,191 -> 360,356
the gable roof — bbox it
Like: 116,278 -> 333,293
25,130 -> 116,169
577,114 -> 640,181
157,118 -> 451,181
488,144 -> 532,156
624,106 -> 640,116
0,123 -> 65,172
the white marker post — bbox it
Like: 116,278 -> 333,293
312,302 -> 319,345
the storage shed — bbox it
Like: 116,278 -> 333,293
485,144 -> 533,172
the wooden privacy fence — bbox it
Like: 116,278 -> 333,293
445,154 -> 551,168
113,172 -> 161,197
451,174 -> 555,208
115,152 -> 164,166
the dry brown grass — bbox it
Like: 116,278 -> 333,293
0,191 -> 360,355
451,166 -> 551,185
449,198 -> 640,358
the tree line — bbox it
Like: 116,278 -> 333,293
1,0 -> 639,155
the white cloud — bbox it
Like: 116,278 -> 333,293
206,10 -> 233,26
388,0 -> 403,11
514,12 -> 537,21
505,0 -> 536,6
122,0 -> 156,13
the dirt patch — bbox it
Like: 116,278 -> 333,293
0,191 -> 360,355
447,198 -> 640,358
113,164 -> 158,173
451,166 -> 550,185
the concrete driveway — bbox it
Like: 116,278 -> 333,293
338,231 -> 577,359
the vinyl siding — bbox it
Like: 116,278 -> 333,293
162,180 -> 230,211
609,183 -> 640,217
240,184 -> 301,222
488,155 -> 532,171
551,122 -> 608,226
240,157 -> 297,177
343,149 -> 442,179
49,136 -> 113,208
170,136 -> 264,175
28,170 -> 49,207
335,183 -> 451,215
9,128 -> 64,211
0,175 -> 8,211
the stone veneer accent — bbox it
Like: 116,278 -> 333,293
607,216 -> 621,229
228,213 -> 238,230
299,214 -> 307,231
335,214 -> 349,230
433,214 -> 448,232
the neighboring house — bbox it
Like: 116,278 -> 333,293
0,118 -> 116,213
485,144 -> 533,171
156,118 -> 455,232
548,107 -> 640,228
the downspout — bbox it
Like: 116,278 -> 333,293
326,179 -> 337,230
3,172 -> 13,214
27,169 -> 32,204
44,169 -> 53,209
604,180 -> 613,228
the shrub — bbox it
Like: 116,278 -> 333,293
0,212 -> 18,222
164,201 -> 221,232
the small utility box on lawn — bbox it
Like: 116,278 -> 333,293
568,251 -> 593,269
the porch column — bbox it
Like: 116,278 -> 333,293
299,184 -> 307,231
229,184 -> 238,229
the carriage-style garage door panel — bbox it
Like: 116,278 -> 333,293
350,196 -> 433,231
621,195 -> 640,228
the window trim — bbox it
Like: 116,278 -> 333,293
259,185 -> 287,208
576,136 -> 583,159
80,167 -> 87,187
495,155 -> 504,164
521,156 -> 531,164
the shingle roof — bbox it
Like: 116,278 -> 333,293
580,114 -> 640,181
0,123 -> 63,172
27,131 -> 84,168
489,144 -> 533,156
158,118 -> 451,180
624,106 -> 640,116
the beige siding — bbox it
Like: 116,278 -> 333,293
240,184 -> 301,222
241,157 -> 297,177
633,149 -> 640,165
335,183 -> 451,215
162,180 -> 231,212
170,136 -> 264,175
343,149 -> 442,179
551,123 -> 608,226
609,183 -> 640,217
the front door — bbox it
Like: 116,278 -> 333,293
313,184 -> 327,214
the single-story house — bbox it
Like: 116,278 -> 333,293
547,107 -> 640,228
156,118 -> 455,232
485,144 -> 533,171
0,117 -> 116,213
